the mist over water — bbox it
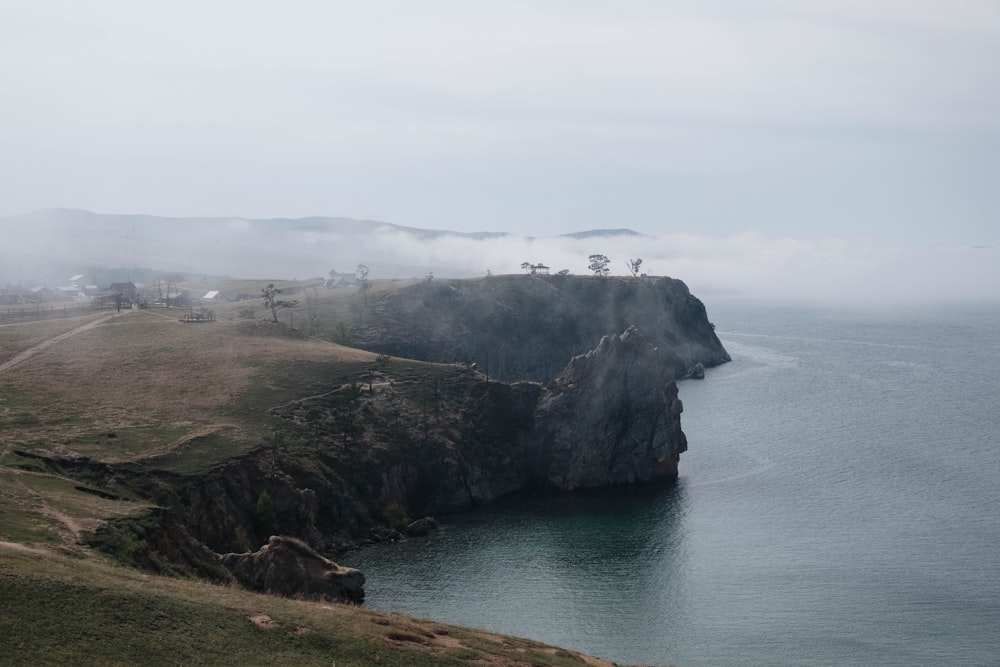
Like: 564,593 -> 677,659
343,301 -> 1000,666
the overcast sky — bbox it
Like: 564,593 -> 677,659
2,1 -> 998,304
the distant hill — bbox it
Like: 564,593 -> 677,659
558,228 -> 647,239
0,209 -> 656,285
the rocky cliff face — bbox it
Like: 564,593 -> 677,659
94,322 -> 700,586
531,326 -> 685,489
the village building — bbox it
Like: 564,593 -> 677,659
325,270 -> 357,288
107,282 -> 138,303
201,290 -> 225,303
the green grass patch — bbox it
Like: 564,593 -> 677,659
0,501 -> 61,545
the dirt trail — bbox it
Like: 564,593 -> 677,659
0,310 -> 134,373
0,540 -> 49,556
140,422 -> 241,461
5,469 -> 92,547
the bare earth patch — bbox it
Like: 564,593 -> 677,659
249,613 -> 278,630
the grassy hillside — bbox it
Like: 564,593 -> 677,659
0,542 -> 623,666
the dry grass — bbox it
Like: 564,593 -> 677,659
0,311 -> 110,364
0,309 -> 376,465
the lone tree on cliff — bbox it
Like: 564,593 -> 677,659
356,264 -> 370,305
261,283 -> 298,323
588,254 -> 610,277
627,258 -> 643,280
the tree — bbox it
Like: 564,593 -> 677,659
254,490 -> 278,536
521,262 -> 532,274
627,258 -> 643,280
261,283 -> 298,323
588,254 -> 610,277
356,264 -> 370,306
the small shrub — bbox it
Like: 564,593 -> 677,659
331,321 -> 355,346
254,490 -> 278,536
382,502 -> 410,530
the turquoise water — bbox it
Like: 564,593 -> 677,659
342,302 -> 1000,666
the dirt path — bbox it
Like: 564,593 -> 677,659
0,310 -> 134,373
0,540 -> 49,556
5,469 -> 92,547
140,422 -> 241,461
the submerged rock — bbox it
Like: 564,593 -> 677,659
367,526 -> 401,543
686,362 -> 705,380
220,535 -> 364,602
404,516 -> 438,537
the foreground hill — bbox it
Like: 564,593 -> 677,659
0,541 -> 620,666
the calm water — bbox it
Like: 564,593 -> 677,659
342,302 -> 1000,666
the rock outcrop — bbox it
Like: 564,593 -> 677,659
531,326 -> 685,489
404,517 -> 438,537
220,535 -> 365,603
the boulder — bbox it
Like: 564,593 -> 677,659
220,535 -> 364,603
686,362 -> 705,380
404,516 -> 438,537
367,526 -> 401,543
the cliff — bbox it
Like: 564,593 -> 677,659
153,324 -> 690,558
354,274 -> 730,383
66,274 -> 725,602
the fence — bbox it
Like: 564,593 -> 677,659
0,302 -> 100,323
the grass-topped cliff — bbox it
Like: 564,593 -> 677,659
0,274 -> 721,665
353,273 -> 730,382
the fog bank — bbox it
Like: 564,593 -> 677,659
1,210 -> 997,310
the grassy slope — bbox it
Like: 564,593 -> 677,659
0,286 -> 642,666
0,543 -> 619,667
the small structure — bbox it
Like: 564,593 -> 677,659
29,286 -> 53,302
528,263 -> 550,275
201,290 -> 224,302
107,282 -> 138,303
181,307 -> 216,323
56,285 -> 87,301
325,270 -> 356,288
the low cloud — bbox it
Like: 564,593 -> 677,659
2,211 -> 996,310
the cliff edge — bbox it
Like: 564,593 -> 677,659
354,274 -> 730,383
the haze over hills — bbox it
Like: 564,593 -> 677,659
0,208 -> 641,288
3,208 -> 999,308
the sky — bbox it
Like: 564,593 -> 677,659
2,1 -> 998,305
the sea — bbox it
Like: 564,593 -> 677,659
341,301 -> 1000,666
